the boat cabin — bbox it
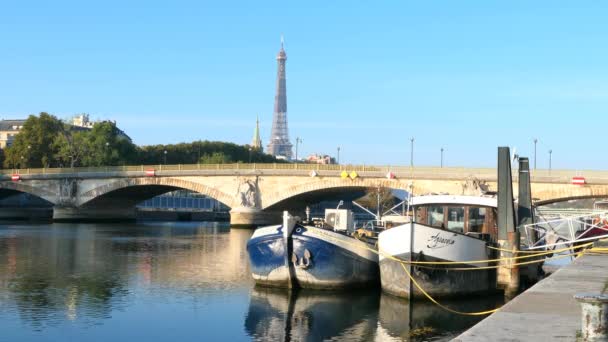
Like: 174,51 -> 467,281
411,195 -> 498,240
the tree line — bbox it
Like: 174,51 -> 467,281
3,113 -> 282,168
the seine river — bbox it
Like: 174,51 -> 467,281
0,221 -> 502,341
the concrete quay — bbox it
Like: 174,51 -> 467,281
454,251 -> 608,341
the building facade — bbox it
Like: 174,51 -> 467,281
305,154 -> 335,164
72,114 -> 95,128
0,120 -> 26,149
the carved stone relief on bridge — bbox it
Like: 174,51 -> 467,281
461,176 -> 489,196
236,177 -> 260,209
58,178 -> 79,206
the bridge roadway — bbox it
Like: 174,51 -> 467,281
2,163 -> 608,225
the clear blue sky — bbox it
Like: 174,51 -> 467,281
1,1 -> 607,169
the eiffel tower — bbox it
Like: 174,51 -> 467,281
267,36 -> 293,160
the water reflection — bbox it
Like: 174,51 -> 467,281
377,293 -> 504,341
245,286 -> 502,342
0,221 -> 498,341
245,287 -> 379,342
0,222 -> 249,332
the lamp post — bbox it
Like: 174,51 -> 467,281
409,137 -> 414,168
164,150 -> 167,165
549,149 -> 552,174
440,147 -> 444,168
26,145 -> 31,168
533,138 -> 538,170
248,147 -> 252,163
337,146 -> 340,165
295,137 -> 302,161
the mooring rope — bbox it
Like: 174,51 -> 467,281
302,226 -> 604,316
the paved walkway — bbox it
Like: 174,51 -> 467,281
454,251 -> 608,341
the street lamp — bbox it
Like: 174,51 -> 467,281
549,149 -> 552,173
248,147 -> 252,163
104,142 -> 110,165
440,147 -> 444,168
164,150 -> 167,165
409,137 -> 414,168
337,146 -> 340,165
533,138 -> 538,170
295,137 -> 302,161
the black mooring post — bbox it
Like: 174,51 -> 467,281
517,157 -> 535,242
497,147 -> 516,241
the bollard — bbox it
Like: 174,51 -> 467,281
574,293 -> 608,341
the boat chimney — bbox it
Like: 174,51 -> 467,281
496,146 -> 520,298
497,147 -> 516,240
517,157 -> 535,242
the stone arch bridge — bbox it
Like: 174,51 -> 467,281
2,163 -> 608,225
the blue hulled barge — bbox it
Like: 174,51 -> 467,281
246,212 -> 379,289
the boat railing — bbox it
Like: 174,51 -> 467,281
523,212 -> 608,250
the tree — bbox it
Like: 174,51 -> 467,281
81,121 -> 137,166
356,187 -> 398,218
136,140 -> 284,165
199,152 -> 232,164
53,127 -> 90,168
4,113 -> 64,168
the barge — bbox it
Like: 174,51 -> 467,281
378,195 -> 499,299
246,210 -> 379,289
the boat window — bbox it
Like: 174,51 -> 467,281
447,207 -> 465,233
468,207 -> 486,233
427,206 -> 444,228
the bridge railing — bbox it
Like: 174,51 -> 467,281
3,164 -> 608,183
1,163 -> 492,175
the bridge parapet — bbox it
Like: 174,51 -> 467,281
4,164 -> 608,185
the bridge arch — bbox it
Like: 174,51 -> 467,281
532,184 -> 608,206
0,181 -> 57,204
78,177 -> 233,208
536,195 -> 608,206
262,178 -> 412,210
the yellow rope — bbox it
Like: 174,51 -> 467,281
399,261 -> 501,316
402,243 -> 592,265
487,244 -> 579,254
407,251 -> 579,271
305,226 -> 604,316
396,247 -> 598,316
307,226 -> 592,266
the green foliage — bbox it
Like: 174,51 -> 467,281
4,113 -> 64,168
53,127 -> 89,168
81,121 -> 137,166
3,113 -> 284,168
356,187 -> 398,216
199,152 -> 232,164
137,141 -> 281,165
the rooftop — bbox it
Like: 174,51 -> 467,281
0,119 -> 26,131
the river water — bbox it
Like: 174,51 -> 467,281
0,221 -> 502,341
